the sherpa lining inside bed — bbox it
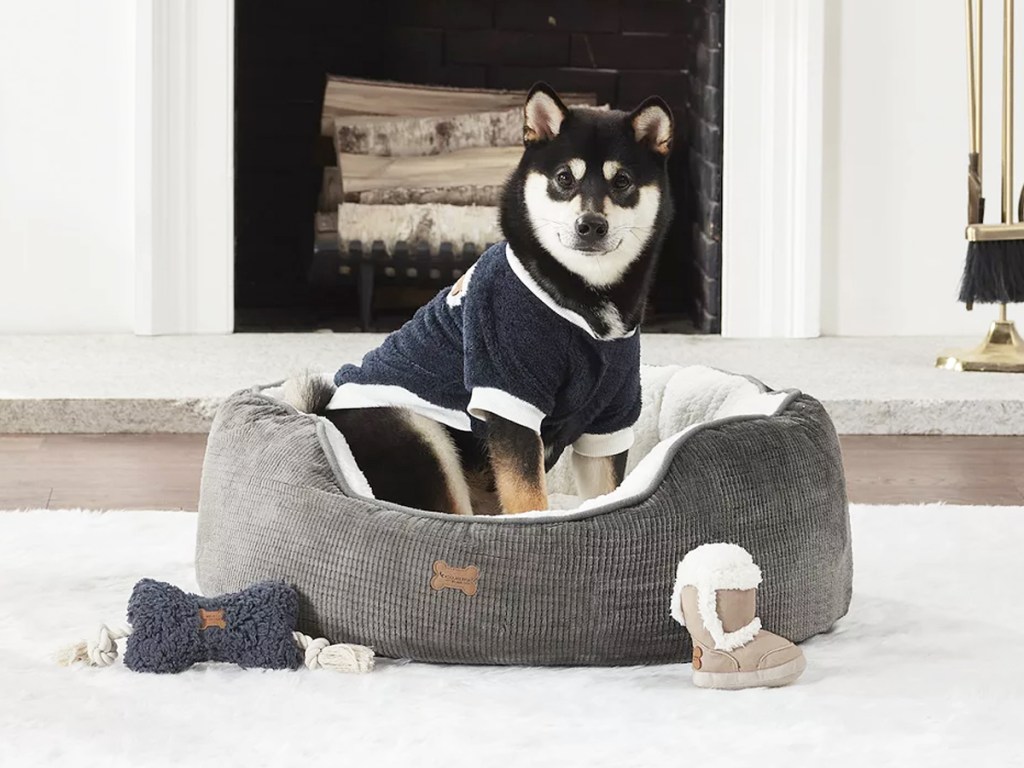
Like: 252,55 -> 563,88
263,365 -> 792,520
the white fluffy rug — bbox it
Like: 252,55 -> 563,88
2,505 -> 1021,768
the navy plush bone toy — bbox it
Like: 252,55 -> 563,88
58,579 -> 373,673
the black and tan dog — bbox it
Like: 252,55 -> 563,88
286,84 -> 674,515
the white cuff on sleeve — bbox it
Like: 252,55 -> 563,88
573,427 -> 635,457
468,388 -> 545,433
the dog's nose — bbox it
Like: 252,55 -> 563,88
574,213 -> 609,243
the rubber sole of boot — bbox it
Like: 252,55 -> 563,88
692,654 -> 806,690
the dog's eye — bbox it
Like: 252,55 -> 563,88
612,172 -> 632,191
555,169 -> 574,189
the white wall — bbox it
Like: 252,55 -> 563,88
822,0 -> 1024,336
0,1 -> 136,333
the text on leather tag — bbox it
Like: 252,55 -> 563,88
199,608 -> 227,630
430,560 -> 479,596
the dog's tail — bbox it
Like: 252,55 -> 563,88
281,371 -> 336,415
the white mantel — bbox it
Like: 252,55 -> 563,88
135,0 -> 234,335
722,0 -> 824,337
0,0 -> 998,338
133,0 -> 825,337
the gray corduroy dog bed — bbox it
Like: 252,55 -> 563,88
195,365 -> 852,665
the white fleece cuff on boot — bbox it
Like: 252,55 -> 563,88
670,542 -> 764,652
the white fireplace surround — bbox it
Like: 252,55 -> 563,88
136,0 -> 824,338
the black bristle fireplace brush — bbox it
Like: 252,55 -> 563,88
940,0 -> 1024,372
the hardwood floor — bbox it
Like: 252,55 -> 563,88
0,434 -> 1021,510
0,434 -> 206,511
840,435 -> 1024,505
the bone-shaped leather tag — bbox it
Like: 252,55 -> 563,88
430,560 -> 479,596
199,608 -> 227,630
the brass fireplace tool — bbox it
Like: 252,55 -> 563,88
939,0 -> 1024,372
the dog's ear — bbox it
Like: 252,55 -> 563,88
630,97 -> 673,156
524,82 -> 568,145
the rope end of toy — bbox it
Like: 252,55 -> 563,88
56,623 -> 132,668
55,641 -> 90,667
293,632 -> 375,673
317,642 -> 375,673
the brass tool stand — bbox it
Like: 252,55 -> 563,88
939,0 -> 1024,372
938,304 -> 1024,371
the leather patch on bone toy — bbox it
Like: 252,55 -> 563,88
122,579 -> 304,673
198,608 -> 226,630
430,560 -> 479,596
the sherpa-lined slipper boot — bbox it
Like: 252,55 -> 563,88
670,543 -> 806,689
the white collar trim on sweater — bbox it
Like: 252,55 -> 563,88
504,243 -> 637,341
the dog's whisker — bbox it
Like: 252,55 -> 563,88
608,225 -> 654,235
533,215 -> 571,226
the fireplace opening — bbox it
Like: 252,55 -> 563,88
234,1 -> 723,333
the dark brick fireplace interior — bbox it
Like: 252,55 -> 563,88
235,0 -> 723,332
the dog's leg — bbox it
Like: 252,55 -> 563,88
443,426 -> 502,516
571,450 -> 628,500
325,408 -> 473,515
485,414 -> 549,514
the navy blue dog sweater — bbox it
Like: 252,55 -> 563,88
330,242 -> 641,462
